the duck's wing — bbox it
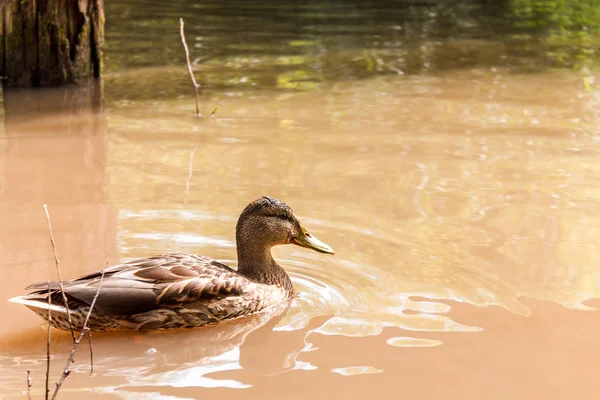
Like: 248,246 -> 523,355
23,254 -> 248,315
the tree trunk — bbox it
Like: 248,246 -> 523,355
0,0 -> 104,87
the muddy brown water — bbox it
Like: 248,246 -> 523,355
2,1 -> 600,399
1,69 -> 600,399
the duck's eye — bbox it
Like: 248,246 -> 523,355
278,213 -> 289,220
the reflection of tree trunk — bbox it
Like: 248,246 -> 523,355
3,79 -> 104,123
0,0 -> 104,87
0,82 -> 118,335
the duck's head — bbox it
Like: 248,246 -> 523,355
236,196 -> 335,255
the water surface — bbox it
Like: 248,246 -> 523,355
1,1 -> 600,399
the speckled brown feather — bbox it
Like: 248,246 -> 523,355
17,253 -> 292,331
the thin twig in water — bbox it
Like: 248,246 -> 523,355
180,18 -> 201,116
210,107 -> 218,118
43,204 -> 76,343
82,270 -> 106,331
26,369 -> 32,400
87,331 -> 94,376
52,270 -> 105,400
87,261 -> 106,376
45,282 -> 51,400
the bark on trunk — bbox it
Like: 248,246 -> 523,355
0,0 -> 104,87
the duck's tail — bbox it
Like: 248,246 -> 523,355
9,294 -> 80,331
9,280 -> 71,314
8,295 -> 69,314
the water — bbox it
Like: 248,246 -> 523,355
1,1 -> 600,399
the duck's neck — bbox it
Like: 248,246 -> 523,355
236,241 -> 293,292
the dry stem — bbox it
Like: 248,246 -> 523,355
87,332 -> 94,376
45,283 -> 51,400
52,271 -> 105,400
43,204 -> 76,343
180,18 -> 201,116
87,262 -> 106,376
27,369 -> 32,400
42,205 -> 107,398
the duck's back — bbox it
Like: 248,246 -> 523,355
11,253 -> 292,331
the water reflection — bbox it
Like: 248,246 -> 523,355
331,366 -> 383,376
2,66 -> 598,398
1,1 -> 600,397
0,87 -> 120,339
104,68 -> 600,344
0,301 -> 322,396
104,0 -> 599,101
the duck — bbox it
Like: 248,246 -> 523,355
9,196 -> 334,331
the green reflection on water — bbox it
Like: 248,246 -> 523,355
512,0 -> 600,69
103,0 -> 599,100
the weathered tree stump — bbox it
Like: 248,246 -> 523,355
0,0 -> 104,87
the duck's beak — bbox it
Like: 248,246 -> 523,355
292,227 -> 335,255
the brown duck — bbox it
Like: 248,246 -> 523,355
9,197 -> 334,331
